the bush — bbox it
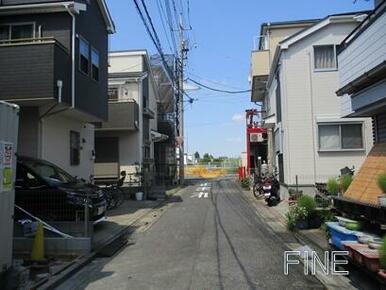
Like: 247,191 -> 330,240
240,178 -> 250,189
286,206 -> 308,232
327,178 -> 339,195
297,195 -> 316,217
379,236 -> 386,268
377,173 -> 386,193
339,174 -> 353,193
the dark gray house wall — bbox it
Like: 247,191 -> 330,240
75,0 -> 108,120
0,13 -> 72,50
18,107 -> 39,158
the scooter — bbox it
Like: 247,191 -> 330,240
263,174 -> 281,206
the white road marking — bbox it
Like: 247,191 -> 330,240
190,193 -> 199,198
198,192 -> 204,198
204,192 -> 209,198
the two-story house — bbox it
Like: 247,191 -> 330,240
251,12 -> 374,195
151,54 -> 178,186
0,0 -> 115,180
334,0 -> 386,215
94,50 -> 165,192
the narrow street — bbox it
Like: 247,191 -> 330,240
58,178 -> 322,290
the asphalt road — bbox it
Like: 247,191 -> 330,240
57,177 -> 323,290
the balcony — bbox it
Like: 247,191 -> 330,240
251,50 -> 270,102
0,38 -> 71,105
96,100 -> 139,131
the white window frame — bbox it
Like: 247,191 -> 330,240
317,122 -> 365,152
313,44 -> 338,72
0,22 -> 36,42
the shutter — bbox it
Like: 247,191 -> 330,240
377,113 -> 386,142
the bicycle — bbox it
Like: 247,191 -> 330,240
102,171 -> 126,210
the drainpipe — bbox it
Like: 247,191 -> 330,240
64,4 -> 76,109
307,51 -> 317,184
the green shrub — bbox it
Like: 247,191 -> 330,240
297,195 -> 316,217
286,206 -> 308,232
240,178 -> 250,189
327,178 -> 339,195
377,173 -> 386,193
379,236 -> 386,268
339,174 -> 353,193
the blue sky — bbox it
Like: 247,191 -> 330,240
106,0 -> 373,158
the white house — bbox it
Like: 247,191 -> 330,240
94,50 -> 163,188
253,12 -> 374,193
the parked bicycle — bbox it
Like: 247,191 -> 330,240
101,171 -> 126,210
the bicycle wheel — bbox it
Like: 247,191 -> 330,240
113,187 -> 125,207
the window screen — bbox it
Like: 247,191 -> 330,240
91,48 -> 100,81
79,38 -> 89,75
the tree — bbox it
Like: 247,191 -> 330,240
194,151 -> 200,161
201,153 -> 213,163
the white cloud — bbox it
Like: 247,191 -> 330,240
231,113 -> 244,123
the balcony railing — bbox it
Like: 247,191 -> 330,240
0,37 -> 71,104
96,100 -> 139,131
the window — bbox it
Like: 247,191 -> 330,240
108,87 -> 119,101
318,123 -> 363,151
70,131 -> 81,166
91,48 -> 100,81
79,37 -> 89,75
0,26 -> 9,41
0,24 -> 34,41
314,45 -> 336,70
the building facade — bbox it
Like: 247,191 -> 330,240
94,50 -> 165,190
335,0 -> 386,209
251,13 -> 373,193
0,0 -> 115,180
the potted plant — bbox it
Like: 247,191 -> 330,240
297,195 -> 321,228
339,174 -> 353,193
377,173 -> 386,206
288,206 -> 309,230
327,178 -> 339,196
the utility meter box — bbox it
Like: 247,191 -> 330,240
0,101 -> 19,274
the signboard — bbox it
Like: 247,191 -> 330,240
0,142 -> 13,193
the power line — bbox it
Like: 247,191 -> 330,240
187,78 -> 251,94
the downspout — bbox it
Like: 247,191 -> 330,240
307,51 -> 317,184
64,4 -> 76,109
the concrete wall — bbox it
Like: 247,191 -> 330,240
40,113 -> 95,180
277,22 -> 373,187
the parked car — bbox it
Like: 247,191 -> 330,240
14,156 -> 106,224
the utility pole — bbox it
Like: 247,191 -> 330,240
177,14 -> 188,185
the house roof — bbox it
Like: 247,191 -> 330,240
267,11 -> 368,86
339,2 -> 386,53
0,0 -> 115,34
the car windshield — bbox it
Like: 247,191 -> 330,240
22,159 -> 76,184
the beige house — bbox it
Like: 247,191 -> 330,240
94,50 -> 164,189
250,12 -> 373,194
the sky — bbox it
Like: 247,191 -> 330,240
106,0 -> 373,158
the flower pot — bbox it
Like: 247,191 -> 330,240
378,195 -> 386,207
296,219 -> 309,230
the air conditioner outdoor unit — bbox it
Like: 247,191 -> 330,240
250,132 -> 263,143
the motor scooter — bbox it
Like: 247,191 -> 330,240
263,174 -> 281,206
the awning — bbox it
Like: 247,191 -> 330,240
151,130 -> 169,142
